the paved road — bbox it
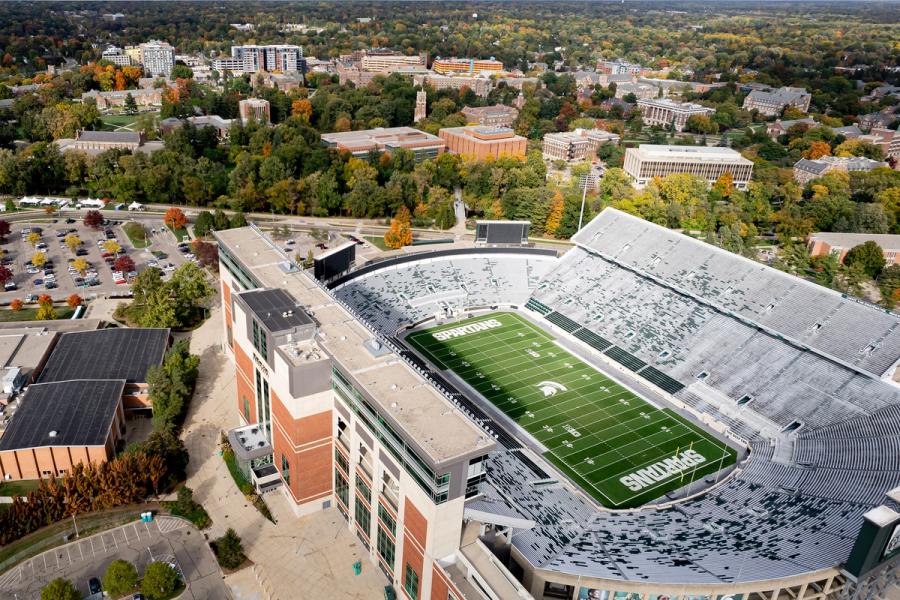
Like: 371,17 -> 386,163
0,516 -> 229,600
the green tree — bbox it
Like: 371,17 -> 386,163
214,528 -> 246,569
878,264 -> 900,309
124,93 -> 138,115
103,559 -> 138,597
141,562 -> 178,600
844,240 -> 886,278
193,210 -> 214,237
230,211 -> 247,228
167,262 -> 213,326
41,578 -> 80,600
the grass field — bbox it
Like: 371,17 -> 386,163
407,312 -> 737,508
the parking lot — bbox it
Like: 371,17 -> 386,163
0,216 -> 192,306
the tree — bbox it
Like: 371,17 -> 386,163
41,578 -> 80,600
31,251 -> 47,268
167,262 -> 213,325
66,294 -> 82,308
64,234 -> 81,253
803,141 -> 831,160
84,210 -> 103,229
0,219 -> 9,241
26,231 -> 40,246
384,205 -> 413,249
164,207 -> 187,231
103,559 -> 138,597
10,299 -> 23,311
72,258 -> 89,275
545,190 -> 564,237
36,298 -> 56,320
193,210 -> 214,237
175,485 -> 195,514
103,240 -> 122,256
213,528 -> 246,570
844,240 -> 886,278
141,562 -> 178,600
231,211 -> 247,228
124,93 -> 138,115
878,264 -> 900,309
114,255 -> 136,273
191,239 -> 218,269
0,264 -> 11,285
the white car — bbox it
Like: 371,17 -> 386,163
26,267 -> 39,274
163,263 -> 175,272
147,260 -> 159,268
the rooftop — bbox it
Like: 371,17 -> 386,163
76,130 -> 142,144
240,288 -> 314,333
321,127 -> 444,152
809,231 -> 900,250
629,144 -> 753,164
37,328 -> 169,384
0,380 -> 124,450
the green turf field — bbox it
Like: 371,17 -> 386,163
406,312 -> 737,508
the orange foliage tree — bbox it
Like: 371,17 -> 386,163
164,207 -> 187,230
9,299 -> 23,311
384,206 -> 413,249
67,294 -> 83,308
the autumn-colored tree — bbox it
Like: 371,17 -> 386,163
114,255 -> 135,273
64,234 -> 81,253
36,302 -> 56,321
66,294 -> 83,308
26,231 -> 40,246
31,251 -> 47,268
9,299 -> 23,311
0,264 -> 11,285
164,207 -> 187,230
545,190 -> 564,237
84,210 -> 104,229
712,172 -> 734,199
383,205 -> 413,249
334,116 -> 352,132
103,240 -> 122,256
72,258 -> 89,275
803,141 -> 831,160
291,98 -> 312,121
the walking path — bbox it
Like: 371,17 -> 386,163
184,301 -> 384,600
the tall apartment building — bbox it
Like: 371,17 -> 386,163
542,128 -> 621,162
623,144 -> 754,189
461,104 -> 519,128
742,86 -> 811,116
414,91 -> 427,123
437,126 -> 527,160
100,46 -> 132,67
239,98 -> 271,125
432,58 -> 503,76
637,98 -> 716,132
320,127 -> 445,162
230,45 -> 304,73
361,53 -> 425,72
597,59 -> 643,75
214,227 -> 497,599
140,40 -> 176,78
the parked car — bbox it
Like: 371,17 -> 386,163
76,248 -> 88,256
44,281 -> 57,290
163,263 -> 175,272
89,577 -> 102,595
24,294 -> 36,303
26,267 -> 39,274
65,218 -> 76,224
32,279 -> 43,285
35,242 -> 47,250
4,282 -> 16,291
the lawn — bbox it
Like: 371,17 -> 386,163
99,113 -> 140,131
406,312 -> 737,508
0,479 -> 40,497
0,307 -> 76,322
363,234 -> 389,251
123,221 -> 150,248
167,224 -> 190,243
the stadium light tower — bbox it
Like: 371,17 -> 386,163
576,173 -> 591,232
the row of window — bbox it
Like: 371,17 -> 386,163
218,247 -> 257,290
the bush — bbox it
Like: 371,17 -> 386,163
141,562 -> 178,600
213,528 -> 246,569
40,578 -> 80,600
165,485 -> 211,529
103,559 -> 138,597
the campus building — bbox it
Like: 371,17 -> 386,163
139,40 -> 176,78
461,105 -> 519,128
742,86 -> 812,116
636,98 -> 716,132
320,127 -> 445,162
623,144 -> 754,189
239,98 -> 271,125
82,87 -> 167,110
411,73 -> 494,98
101,45 -> 132,67
0,328 -> 169,480
437,126 -> 527,160
793,156 -> 888,184
432,58 -> 504,76
808,232 -> 900,266
56,130 -> 165,156
541,128 -> 621,162
614,81 -> 658,100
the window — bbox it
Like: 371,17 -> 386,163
251,319 -> 268,357
335,468 -> 349,508
404,564 -> 419,600
377,527 -> 395,570
356,473 -> 372,501
355,496 -> 371,539
242,396 -> 250,421
281,454 -> 290,486
335,446 -> 349,473
378,504 -> 396,535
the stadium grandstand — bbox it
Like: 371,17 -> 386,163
217,212 -> 900,600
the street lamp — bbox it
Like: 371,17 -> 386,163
576,173 -> 592,233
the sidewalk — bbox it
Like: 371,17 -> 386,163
184,303 -> 384,600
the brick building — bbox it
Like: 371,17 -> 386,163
437,126 -> 527,160
460,105 -> 519,128
808,232 -> 900,266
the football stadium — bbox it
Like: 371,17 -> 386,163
216,207 -> 900,600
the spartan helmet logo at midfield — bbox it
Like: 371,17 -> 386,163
537,381 -> 567,397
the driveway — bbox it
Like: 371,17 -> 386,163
0,516 -> 229,600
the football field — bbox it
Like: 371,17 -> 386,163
406,312 -> 737,508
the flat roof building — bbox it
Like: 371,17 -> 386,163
412,73 -> 494,98
542,128 -> 621,162
139,40 -> 175,78
637,98 -> 716,132
432,58 -> 503,76
808,232 -> 900,266
230,44 -> 304,74
437,126 -> 527,160
623,144 -> 754,189
320,127 -> 445,162
239,98 -> 271,125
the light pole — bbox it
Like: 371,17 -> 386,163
576,173 -> 591,233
